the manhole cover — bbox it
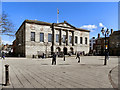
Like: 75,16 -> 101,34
58,64 -> 70,65
41,64 -> 48,65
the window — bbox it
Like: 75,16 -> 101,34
40,33 -> 44,42
56,34 -> 59,42
31,32 -> 35,41
63,35 -> 66,43
90,43 -> 91,46
80,37 -> 83,44
69,36 -> 72,43
97,40 -> 101,44
104,40 -> 108,44
85,37 -> 87,44
90,47 -> 91,50
48,34 -> 52,42
97,45 -> 101,49
75,36 -> 77,44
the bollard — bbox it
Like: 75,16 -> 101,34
5,64 -> 10,86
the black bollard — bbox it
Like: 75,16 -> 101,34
5,64 -> 10,86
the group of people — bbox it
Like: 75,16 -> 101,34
51,52 -> 81,65
51,51 -> 110,65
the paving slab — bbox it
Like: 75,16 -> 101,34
0,56 -> 118,89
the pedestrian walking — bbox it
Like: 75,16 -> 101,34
2,52 -> 5,59
52,52 -> 56,65
42,53 -> 45,59
76,52 -> 80,63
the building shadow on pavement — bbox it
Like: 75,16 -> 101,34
99,59 -> 105,60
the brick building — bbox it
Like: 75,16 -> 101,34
109,31 -> 120,56
93,29 -> 120,56
93,34 -> 109,55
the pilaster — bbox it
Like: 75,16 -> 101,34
72,31 -> 74,46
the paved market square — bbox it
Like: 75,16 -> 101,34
0,56 -> 119,89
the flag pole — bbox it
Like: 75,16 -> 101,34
57,8 -> 59,23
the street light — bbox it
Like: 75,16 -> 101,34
18,43 -> 21,57
101,27 -> 110,65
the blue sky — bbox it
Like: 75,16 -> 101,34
2,2 -> 118,44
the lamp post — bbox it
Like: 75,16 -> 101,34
18,43 -> 21,57
101,28 -> 110,65
44,42 -> 49,58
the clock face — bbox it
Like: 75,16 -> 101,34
80,33 -> 83,36
30,24 -> 35,30
40,26 -> 44,31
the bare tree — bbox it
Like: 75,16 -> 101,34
0,11 -> 14,36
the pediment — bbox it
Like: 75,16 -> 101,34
55,21 -> 76,29
58,23 -> 71,28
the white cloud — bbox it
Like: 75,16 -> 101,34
2,40 -> 12,45
99,23 -> 107,30
99,23 -> 104,27
80,24 -> 97,32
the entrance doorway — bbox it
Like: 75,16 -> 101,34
56,47 -> 61,55
56,47 -> 61,52
70,47 -> 74,54
63,47 -> 67,55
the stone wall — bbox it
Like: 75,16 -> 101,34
16,24 -> 25,57
25,23 -> 52,58
16,21 -> 90,58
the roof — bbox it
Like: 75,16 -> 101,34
96,37 -> 109,40
25,19 -> 52,26
110,30 -> 120,36
15,20 -> 90,35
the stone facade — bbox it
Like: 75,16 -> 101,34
89,37 -> 96,54
15,20 -> 90,58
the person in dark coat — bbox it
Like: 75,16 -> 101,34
76,52 -> 80,63
42,53 -> 45,59
2,52 -> 5,59
52,52 -> 56,65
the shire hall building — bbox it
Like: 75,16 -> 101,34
14,20 -> 90,58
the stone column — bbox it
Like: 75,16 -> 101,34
66,30 -> 69,45
51,23 -> 55,54
72,31 -> 74,46
54,30 -> 56,46
59,29 -> 62,45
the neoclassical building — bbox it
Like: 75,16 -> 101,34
15,20 -> 90,58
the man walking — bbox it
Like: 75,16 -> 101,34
2,52 -> 5,59
52,52 -> 56,65
76,52 -> 80,63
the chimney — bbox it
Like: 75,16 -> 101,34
98,33 -> 100,38
111,29 -> 113,34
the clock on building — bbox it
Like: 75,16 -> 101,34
30,24 -> 35,30
40,26 -> 44,31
